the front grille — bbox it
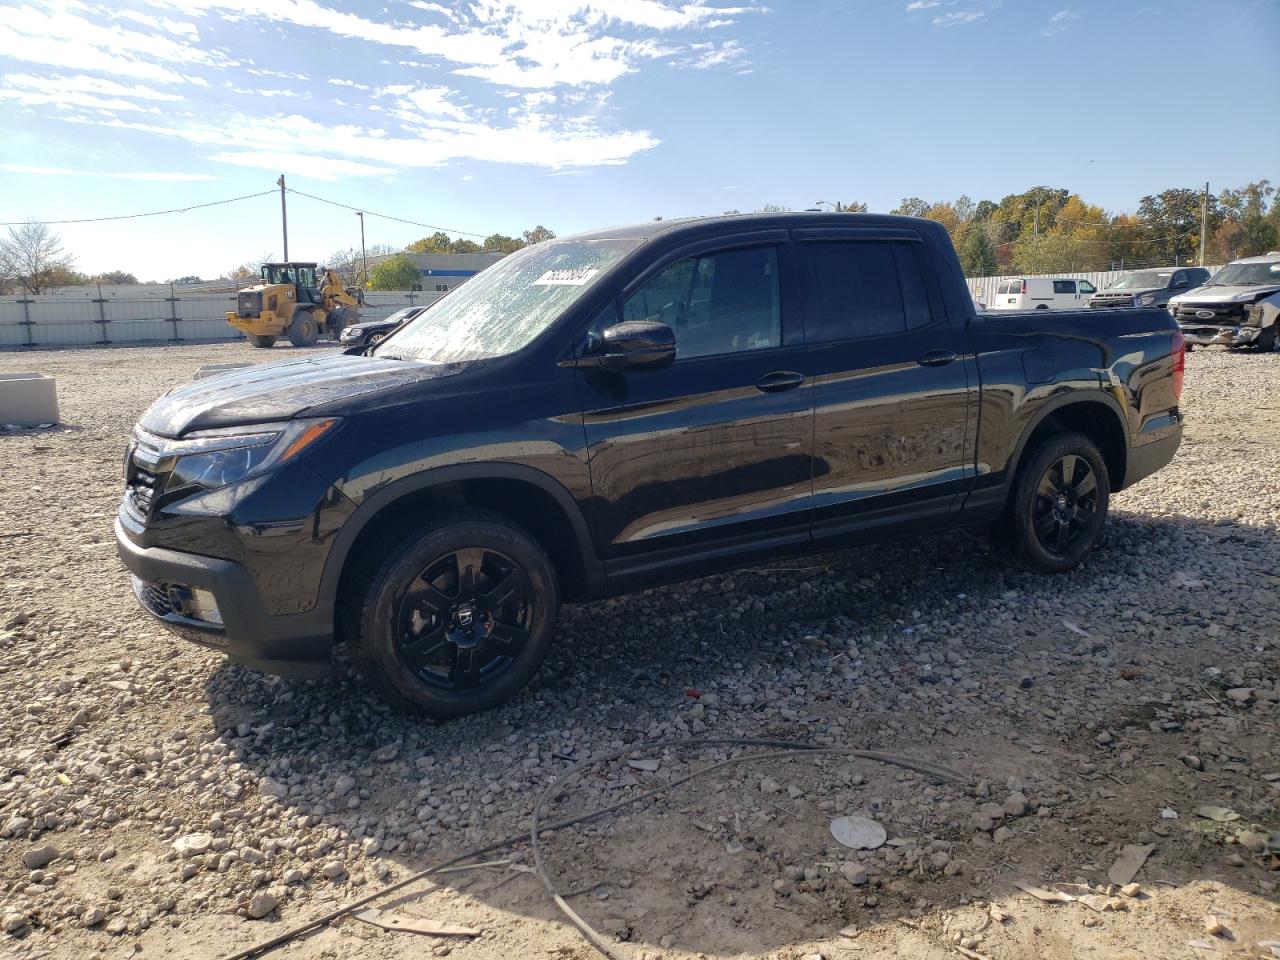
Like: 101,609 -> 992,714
1175,303 -> 1245,322
1090,296 -> 1134,309
124,431 -> 169,521
237,291 -> 263,318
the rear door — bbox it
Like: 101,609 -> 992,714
795,228 -> 977,539
577,233 -> 813,585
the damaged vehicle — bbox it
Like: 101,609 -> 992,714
116,213 -> 1185,718
1169,252 -> 1280,351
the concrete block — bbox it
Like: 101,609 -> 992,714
0,373 -> 59,426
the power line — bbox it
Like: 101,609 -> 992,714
0,190 -> 277,227
285,187 -> 488,238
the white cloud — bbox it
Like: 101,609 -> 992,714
906,0 -> 999,25
1042,9 -> 1078,35
0,163 -> 216,181
905,0 -> 942,9
210,150 -> 396,180
0,3 -> 235,84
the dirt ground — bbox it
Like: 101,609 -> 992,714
0,341 -> 1277,960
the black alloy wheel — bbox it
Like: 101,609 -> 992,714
394,547 -> 533,690
996,431 -> 1110,573
350,509 -> 559,717
1032,453 -> 1099,557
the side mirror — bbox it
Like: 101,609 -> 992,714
597,321 -> 676,371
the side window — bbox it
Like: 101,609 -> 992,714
621,246 -> 781,360
803,241 -> 929,342
1053,280 -> 1076,294
1171,271 -> 1187,287
1078,280 -> 1096,294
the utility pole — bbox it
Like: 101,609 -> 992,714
277,175 -> 289,261
1199,181 -> 1209,267
355,211 -> 367,287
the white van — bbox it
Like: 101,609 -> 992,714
989,277 -> 1098,310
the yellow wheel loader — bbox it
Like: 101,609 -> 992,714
226,263 -> 363,348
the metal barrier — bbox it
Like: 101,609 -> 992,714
0,290 -> 443,349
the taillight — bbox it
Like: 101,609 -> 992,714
1020,280 -> 1027,294
1171,330 -> 1185,401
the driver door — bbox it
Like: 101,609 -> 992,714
576,235 -> 813,589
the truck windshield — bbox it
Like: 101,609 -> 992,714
1107,271 -> 1170,290
374,238 -> 642,363
1205,262 -> 1280,286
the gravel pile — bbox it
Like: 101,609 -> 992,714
0,343 -> 1277,959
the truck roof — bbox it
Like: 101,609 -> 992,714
557,212 -> 946,244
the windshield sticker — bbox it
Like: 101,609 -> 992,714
532,268 -> 599,287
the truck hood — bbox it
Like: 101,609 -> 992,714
139,353 -> 467,437
1171,283 -> 1280,306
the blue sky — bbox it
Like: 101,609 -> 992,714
1,0 -> 1277,280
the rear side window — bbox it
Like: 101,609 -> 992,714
622,246 -> 781,360
1053,280 -> 1076,294
801,241 -> 933,342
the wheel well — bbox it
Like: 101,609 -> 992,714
1020,401 -> 1128,490
334,477 -> 589,642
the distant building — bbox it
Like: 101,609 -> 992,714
406,252 -> 507,293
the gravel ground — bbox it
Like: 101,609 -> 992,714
0,341 -> 1277,960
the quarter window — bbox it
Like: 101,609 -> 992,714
621,246 -> 781,360
801,241 -> 934,342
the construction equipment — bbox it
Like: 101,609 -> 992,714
226,263 -> 363,348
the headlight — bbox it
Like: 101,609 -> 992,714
162,418 -> 340,493
1242,303 -> 1262,326
1138,293 -> 1156,306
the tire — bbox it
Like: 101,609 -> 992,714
248,335 -> 277,348
348,508 -> 560,718
1255,325 -> 1277,352
1035,304 -> 1049,310
286,310 -> 320,347
995,431 -> 1110,574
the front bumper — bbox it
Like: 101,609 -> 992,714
337,327 -> 366,344
116,517 -> 334,678
1177,323 -> 1259,347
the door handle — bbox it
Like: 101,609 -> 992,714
917,350 -> 958,367
755,370 -> 806,393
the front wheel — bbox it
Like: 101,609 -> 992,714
996,431 -> 1110,573
287,311 -> 320,347
1255,325 -> 1277,352
348,509 -> 559,718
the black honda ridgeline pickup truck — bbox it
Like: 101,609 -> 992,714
117,214 -> 1185,717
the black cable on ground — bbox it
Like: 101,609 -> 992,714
223,737 -> 969,960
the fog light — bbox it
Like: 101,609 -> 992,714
168,585 -> 223,625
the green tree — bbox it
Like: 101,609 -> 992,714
522,225 -> 557,244
892,197 -> 929,218
482,233 -> 524,253
449,238 -> 482,254
90,270 -> 138,285
369,253 -> 421,290
1137,188 -> 1220,264
407,231 -> 453,254
958,227 -> 997,277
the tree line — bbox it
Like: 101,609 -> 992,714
887,181 -> 1277,276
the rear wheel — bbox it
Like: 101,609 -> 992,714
247,334 -> 276,348
996,431 -> 1110,573
348,509 -> 559,718
329,306 -> 356,338
287,310 -> 320,347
